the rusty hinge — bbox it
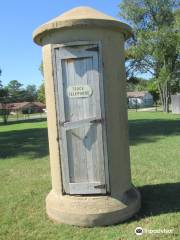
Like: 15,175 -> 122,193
90,118 -> 104,124
94,184 -> 106,189
59,120 -> 66,126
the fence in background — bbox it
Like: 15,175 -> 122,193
0,106 -> 47,123
0,112 -> 47,123
128,98 -> 160,112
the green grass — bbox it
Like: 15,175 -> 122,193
0,113 -> 46,122
0,113 -> 180,240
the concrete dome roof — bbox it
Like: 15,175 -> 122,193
33,6 -> 132,45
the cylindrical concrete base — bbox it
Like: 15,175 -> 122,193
46,187 -> 141,227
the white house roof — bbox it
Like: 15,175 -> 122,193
127,91 -> 149,98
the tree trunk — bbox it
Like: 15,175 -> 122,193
163,82 -> 170,113
157,81 -> 170,113
3,114 -> 8,124
2,104 -> 9,124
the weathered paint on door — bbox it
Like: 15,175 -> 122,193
53,43 -> 109,195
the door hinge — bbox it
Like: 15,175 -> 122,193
86,46 -> 99,52
94,184 -> 106,189
90,118 -> 104,124
59,120 -> 65,126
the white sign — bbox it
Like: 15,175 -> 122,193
67,85 -> 93,98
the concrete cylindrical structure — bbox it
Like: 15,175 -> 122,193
33,6 -> 140,227
171,95 -> 180,114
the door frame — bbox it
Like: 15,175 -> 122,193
51,41 -> 110,194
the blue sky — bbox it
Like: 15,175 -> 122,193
0,0 -> 125,88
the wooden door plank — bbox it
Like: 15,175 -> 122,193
53,52 -> 70,193
57,48 -> 97,60
64,57 -> 88,183
69,182 -> 106,194
63,117 -> 101,129
98,41 -> 110,192
92,51 -> 106,185
53,42 -> 109,195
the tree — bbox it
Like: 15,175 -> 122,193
147,80 -> 160,102
6,80 -> 25,102
37,83 -> 45,103
0,71 -> 10,124
119,0 -> 180,112
37,61 -> 46,103
0,68 -> 2,89
39,61 -> 44,77
24,85 -> 37,102
127,76 -> 145,91
0,88 -> 10,124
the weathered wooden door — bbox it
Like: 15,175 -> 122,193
53,43 -> 109,195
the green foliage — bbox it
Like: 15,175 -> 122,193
37,83 -> 45,104
0,90 -> 10,124
127,82 -> 136,91
147,80 -> 159,102
127,76 -> 141,91
24,85 -> 37,102
119,0 -> 180,112
0,71 -> 10,124
6,80 -> 25,102
39,61 -> 44,77
37,62 -> 46,103
135,80 -> 148,91
0,87 -> 9,100
5,81 -> 39,103
127,77 -> 160,102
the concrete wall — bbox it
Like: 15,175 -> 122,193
172,95 -> 180,114
42,27 -> 131,198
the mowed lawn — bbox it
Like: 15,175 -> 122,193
0,113 -> 180,240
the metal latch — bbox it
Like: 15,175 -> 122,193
94,184 -> 106,189
59,118 -> 104,128
59,120 -> 66,126
90,118 -> 104,124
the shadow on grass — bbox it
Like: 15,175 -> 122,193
135,182 -> 180,219
129,119 -> 180,145
0,127 -> 49,159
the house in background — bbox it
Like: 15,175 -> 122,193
127,91 -> 154,108
0,102 -> 46,114
0,103 -> 6,114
